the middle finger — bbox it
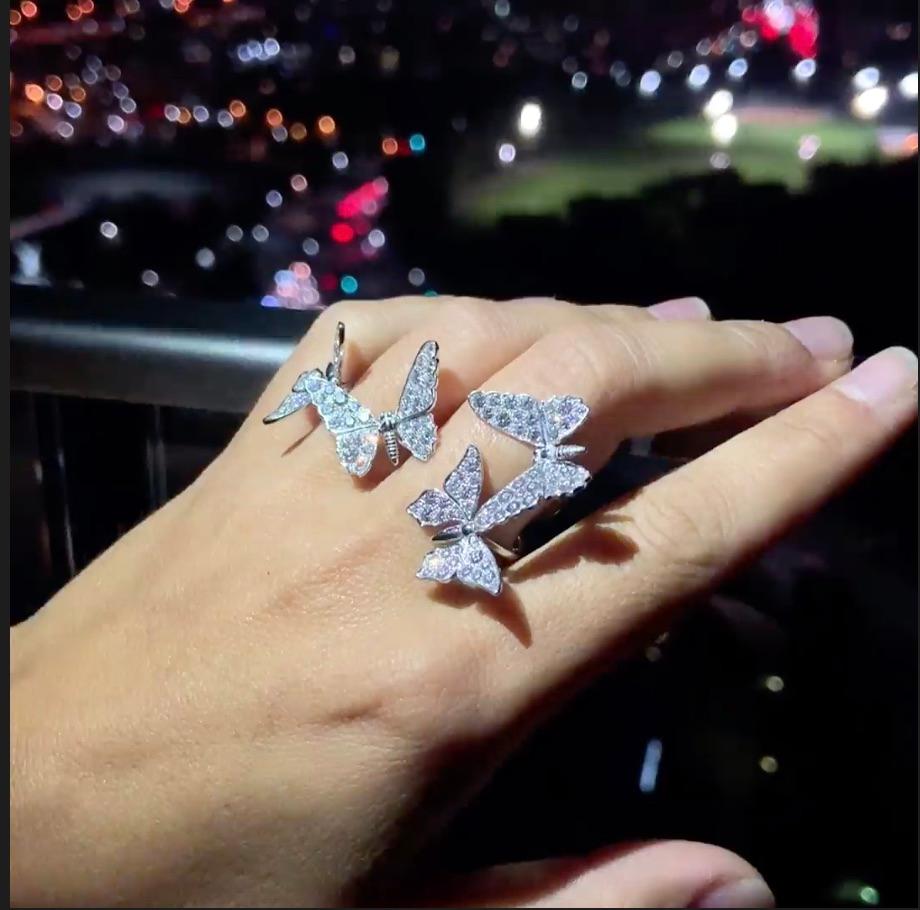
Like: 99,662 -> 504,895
390,315 -> 853,545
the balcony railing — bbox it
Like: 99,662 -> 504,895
12,284 -> 313,412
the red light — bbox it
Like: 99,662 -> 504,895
788,8 -> 819,58
319,273 -> 338,292
331,223 -> 355,244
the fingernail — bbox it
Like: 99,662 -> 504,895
694,876 -> 775,909
648,296 -> 711,321
783,316 -> 853,361
835,346 -> 919,408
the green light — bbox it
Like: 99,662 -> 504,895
423,289 -> 437,296
408,132 -> 426,153
339,274 -> 358,295
858,886 -> 880,906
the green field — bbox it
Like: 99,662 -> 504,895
456,115 -> 879,224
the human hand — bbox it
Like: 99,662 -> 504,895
11,296 -> 917,907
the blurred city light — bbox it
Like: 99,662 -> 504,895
703,89 -> 734,120
898,72 -> 918,100
609,61 -> 630,87
728,58 -> 749,81
852,66 -> 880,90
711,113 -> 738,145
798,134 -> 821,160
638,69 -> 661,97
687,64 -> 711,90
793,58 -> 817,83
517,101 -> 542,138
497,142 -> 516,164
851,86 -> 889,119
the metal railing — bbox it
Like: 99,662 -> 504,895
11,284 -> 321,620
12,284 -> 316,412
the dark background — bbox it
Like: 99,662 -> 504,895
10,0 -> 918,906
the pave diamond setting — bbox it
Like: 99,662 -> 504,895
264,325 -> 439,475
408,444 -> 543,596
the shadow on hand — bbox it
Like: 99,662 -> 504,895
426,576 -> 532,647
422,515 -> 639,648
507,515 -> 639,584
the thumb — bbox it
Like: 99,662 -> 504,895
524,840 -> 774,909
416,840 -> 774,909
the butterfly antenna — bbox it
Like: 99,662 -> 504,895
326,321 -> 346,383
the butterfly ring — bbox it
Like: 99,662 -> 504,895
409,445 -> 536,595
264,322 -> 440,477
407,392 -> 591,595
263,320 -> 347,424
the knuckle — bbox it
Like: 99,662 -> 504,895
438,296 -> 498,342
633,476 -> 735,578
769,405 -> 850,459
307,299 -> 358,340
725,321 -> 809,373
547,323 -> 654,395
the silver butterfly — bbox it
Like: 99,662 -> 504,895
408,444 -> 541,596
468,390 -> 591,503
263,320 -> 347,425
267,337 -> 439,476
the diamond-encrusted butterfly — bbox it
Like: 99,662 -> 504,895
408,444 -> 542,596
263,321 -> 347,425
266,338 -> 439,476
468,390 -> 591,500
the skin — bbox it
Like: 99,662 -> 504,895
10,296 -> 917,908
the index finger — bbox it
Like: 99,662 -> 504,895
497,347 -> 917,710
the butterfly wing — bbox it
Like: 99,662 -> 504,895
536,459 -> 591,498
394,341 -> 439,461
408,444 -> 481,527
416,535 -> 501,596
468,391 -> 544,448
407,490 -> 465,527
417,540 -> 462,586
473,464 -> 544,534
396,414 -> 437,462
397,340 -> 439,417
335,429 -> 379,477
263,391 -> 314,424
262,369 -> 324,424
443,444 -> 482,519
540,395 -> 590,445
455,535 -> 502,596
306,375 -> 379,476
